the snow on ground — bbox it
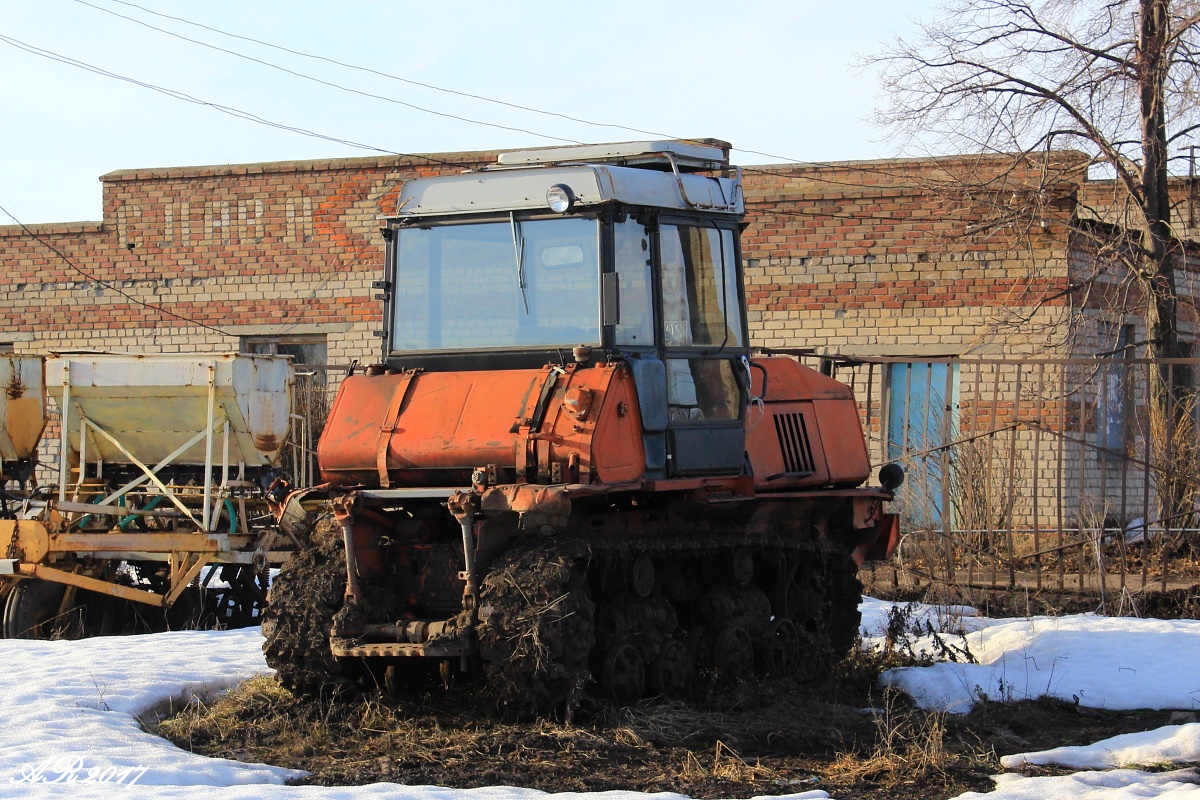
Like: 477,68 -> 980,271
0,625 -> 834,800
861,598 -> 1200,798
1,601 -> 1198,798
1001,723 -> 1200,770
0,627 -> 302,796
868,607 -> 1200,715
954,768 -> 1200,799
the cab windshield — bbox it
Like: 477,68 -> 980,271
391,217 -> 601,352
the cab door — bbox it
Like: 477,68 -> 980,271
655,219 -> 748,476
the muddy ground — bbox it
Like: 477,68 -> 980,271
152,638 -> 1196,800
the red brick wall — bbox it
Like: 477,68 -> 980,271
739,156 -> 1078,354
0,152 -> 492,360
0,149 -> 1081,360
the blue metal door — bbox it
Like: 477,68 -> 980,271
887,362 -> 959,526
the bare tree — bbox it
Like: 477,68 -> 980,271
871,0 -> 1200,520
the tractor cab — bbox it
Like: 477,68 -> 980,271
377,140 -> 749,477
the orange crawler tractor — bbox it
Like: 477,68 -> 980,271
263,140 -> 902,713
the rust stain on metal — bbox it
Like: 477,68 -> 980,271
6,372 -> 25,400
255,433 -> 279,452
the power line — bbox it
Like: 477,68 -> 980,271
0,203 -> 234,337
4,15 -> 946,227
4,22 -> 909,198
0,31 -> 940,228
91,0 -> 685,142
0,33 -> 477,172
70,0 -> 584,146
78,0 -> 917,189
0,32 -> 967,228
0,34 -> 386,154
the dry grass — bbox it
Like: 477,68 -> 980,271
827,700 -> 954,787
154,670 -> 877,791
154,640 -> 1052,799
681,741 -> 777,783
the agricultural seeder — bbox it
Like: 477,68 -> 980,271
0,352 -> 302,638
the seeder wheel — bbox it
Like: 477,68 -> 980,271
3,579 -> 88,639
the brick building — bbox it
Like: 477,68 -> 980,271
4,145 -> 1199,570
0,147 -> 1174,430
0,148 -> 1110,363
0,152 -> 497,362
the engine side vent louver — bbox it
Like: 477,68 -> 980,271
773,412 -> 815,477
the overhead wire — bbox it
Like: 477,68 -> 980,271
73,0 -> 920,190
0,42 -> 956,233
69,0 -> 584,146
0,32 -> 928,224
0,32 -> 488,172
0,34 -> 386,157
89,0 -> 705,144
0,202 -> 234,337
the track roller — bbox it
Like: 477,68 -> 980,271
599,642 -> 646,703
711,625 -> 754,683
647,639 -> 691,697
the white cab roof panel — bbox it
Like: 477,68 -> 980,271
388,164 -> 742,218
497,140 -> 728,171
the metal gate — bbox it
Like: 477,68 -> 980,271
822,356 -> 1200,596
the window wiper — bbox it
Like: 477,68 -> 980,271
510,212 -> 529,315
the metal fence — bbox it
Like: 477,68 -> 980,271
815,355 -> 1200,596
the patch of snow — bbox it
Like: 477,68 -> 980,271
2,597 -> 1199,799
7,784 -> 837,800
876,614 -> 1200,714
1001,723 -> 1200,770
950,767 -> 1200,799
0,627 -> 303,792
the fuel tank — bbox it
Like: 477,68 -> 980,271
319,361 -> 646,488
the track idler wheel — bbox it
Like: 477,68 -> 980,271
712,625 -> 754,683
628,554 -> 654,598
647,639 -> 691,698
731,549 -> 754,586
599,643 -> 646,703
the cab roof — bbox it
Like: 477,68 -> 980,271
382,140 -> 743,221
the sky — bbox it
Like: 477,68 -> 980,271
2,600 -> 1199,798
0,0 -> 946,225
